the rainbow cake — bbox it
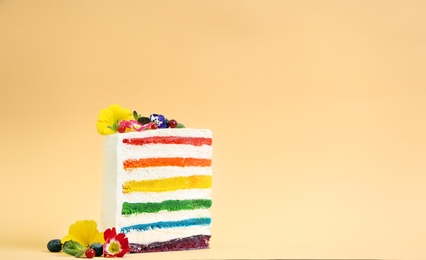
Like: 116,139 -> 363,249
98,105 -> 212,253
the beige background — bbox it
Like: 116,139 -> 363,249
1,0 -> 426,259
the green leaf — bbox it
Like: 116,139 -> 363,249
177,123 -> 185,128
63,240 -> 86,258
112,120 -> 119,132
107,120 -> 120,133
133,111 -> 139,120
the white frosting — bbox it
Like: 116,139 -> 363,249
121,166 -> 212,182
118,209 -> 211,227
101,135 -> 118,230
101,128 -> 212,245
117,128 -> 212,139
120,144 -> 212,160
122,188 -> 212,203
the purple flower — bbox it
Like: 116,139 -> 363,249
150,114 -> 168,128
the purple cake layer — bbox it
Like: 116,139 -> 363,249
129,235 -> 210,253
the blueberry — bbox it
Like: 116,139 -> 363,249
90,243 -> 104,257
47,239 -> 62,252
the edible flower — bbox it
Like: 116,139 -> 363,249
61,220 -> 104,248
150,114 -> 168,128
103,227 -> 130,257
119,119 -> 154,132
96,105 -> 186,135
96,104 -> 133,135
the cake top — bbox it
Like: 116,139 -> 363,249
96,104 -> 185,135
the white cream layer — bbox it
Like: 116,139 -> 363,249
117,209 -> 210,228
119,128 -> 212,139
121,188 -> 212,203
120,144 -> 212,160
124,225 -> 211,244
121,166 -> 212,181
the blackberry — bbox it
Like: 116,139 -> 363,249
137,117 -> 151,125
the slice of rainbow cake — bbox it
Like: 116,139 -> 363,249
101,128 -> 212,253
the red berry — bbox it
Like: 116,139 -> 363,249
168,119 -> 178,128
151,124 -> 158,129
117,125 -> 126,133
85,248 -> 96,258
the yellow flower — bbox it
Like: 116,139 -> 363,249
96,104 -> 133,135
61,220 -> 105,247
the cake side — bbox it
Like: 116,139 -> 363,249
106,128 -> 212,253
101,134 -> 119,230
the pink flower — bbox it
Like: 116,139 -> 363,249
103,227 -> 130,257
119,120 -> 153,132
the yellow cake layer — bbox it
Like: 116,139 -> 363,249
122,175 -> 212,193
